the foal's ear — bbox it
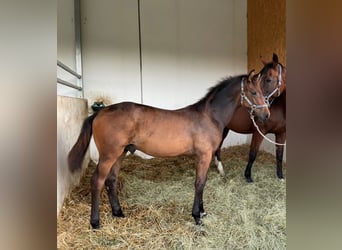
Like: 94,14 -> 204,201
272,53 -> 279,65
257,73 -> 261,80
247,69 -> 255,82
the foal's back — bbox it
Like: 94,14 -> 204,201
92,102 -> 221,157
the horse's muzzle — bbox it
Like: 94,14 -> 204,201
260,110 -> 270,122
255,109 -> 270,122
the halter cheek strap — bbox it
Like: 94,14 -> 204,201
240,78 -> 268,116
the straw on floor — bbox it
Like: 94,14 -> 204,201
57,144 -> 286,249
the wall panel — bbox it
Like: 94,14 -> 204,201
248,0 -> 286,71
81,0 -> 141,107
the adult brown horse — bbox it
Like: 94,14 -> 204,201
214,54 -> 286,183
68,70 -> 270,228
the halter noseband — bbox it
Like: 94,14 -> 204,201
264,64 -> 283,107
240,77 -> 268,117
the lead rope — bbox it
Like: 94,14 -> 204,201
250,114 -> 286,146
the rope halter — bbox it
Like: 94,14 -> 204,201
240,77 -> 268,117
264,64 -> 283,107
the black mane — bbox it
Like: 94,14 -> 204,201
189,74 -> 246,112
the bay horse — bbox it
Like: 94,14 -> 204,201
214,54 -> 286,183
68,70 -> 270,228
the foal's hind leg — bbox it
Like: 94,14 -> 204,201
245,132 -> 263,183
214,127 -> 229,176
90,150 -> 124,229
105,152 -> 126,217
192,152 -> 212,225
275,132 -> 286,180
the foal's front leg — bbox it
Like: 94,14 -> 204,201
192,153 -> 212,225
214,127 -> 229,176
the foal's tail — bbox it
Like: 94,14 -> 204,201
68,113 -> 98,173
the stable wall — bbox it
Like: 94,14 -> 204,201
57,96 -> 89,215
247,0 -> 286,72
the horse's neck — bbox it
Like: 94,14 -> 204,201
209,83 -> 241,130
280,88 -> 286,115
276,88 -> 286,104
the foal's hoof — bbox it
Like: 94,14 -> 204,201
245,177 -> 254,183
113,209 -> 125,218
195,218 -> 204,226
90,220 -> 100,229
277,173 -> 284,179
278,176 -> 285,182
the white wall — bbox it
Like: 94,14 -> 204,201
81,0 -> 141,106
141,0 -> 247,109
81,0 -> 248,150
57,0 -> 82,98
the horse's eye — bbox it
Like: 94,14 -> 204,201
251,91 -> 257,96
266,78 -> 272,83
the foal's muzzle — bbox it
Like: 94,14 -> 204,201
261,111 -> 270,121
252,107 -> 270,123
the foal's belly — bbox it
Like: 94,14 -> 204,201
134,134 -> 193,157
133,127 -> 194,157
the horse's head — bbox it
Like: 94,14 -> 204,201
259,53 -> 286,106
241,70 -> 270,122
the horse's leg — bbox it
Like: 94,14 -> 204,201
192,152 -> 212,225
90,150 -> 124,229
105,152 -> 126,217
214,127 -> 229,176
275,132 -> 286,179
244,132 -> 263,183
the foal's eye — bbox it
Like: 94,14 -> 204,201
266,78 -> 272,83
251,91 -> 257,96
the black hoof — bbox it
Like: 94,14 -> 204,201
277,173 -> 284,179
246,177 -> 254,183
192,213 -> 204,225
113,209 -> 125,218
90,220 -> 100,229
195,218 -> 204,226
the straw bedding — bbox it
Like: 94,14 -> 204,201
57,144 -> 286,249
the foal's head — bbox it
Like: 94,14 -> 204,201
258,53 -> 286,105
241,70 -> 270,122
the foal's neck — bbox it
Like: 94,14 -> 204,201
209,79 -> 241,130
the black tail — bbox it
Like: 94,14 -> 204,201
68,113 -> 98,173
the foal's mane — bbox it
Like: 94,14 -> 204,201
188,74 -> 246,112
